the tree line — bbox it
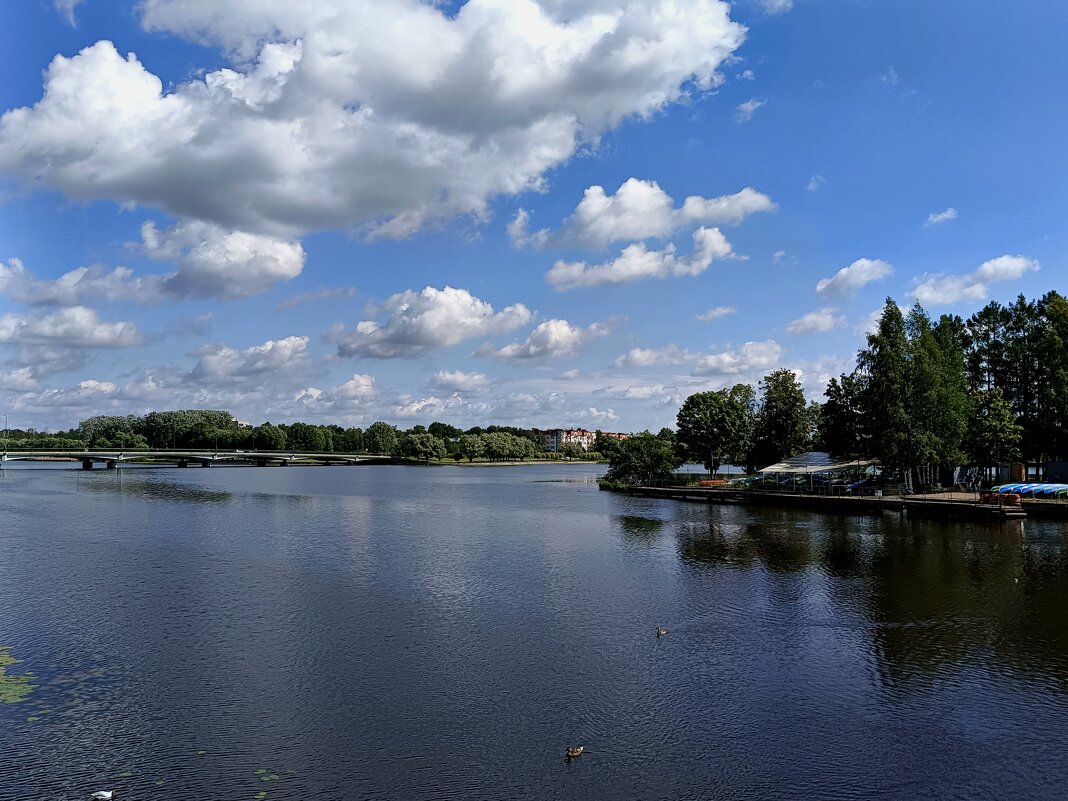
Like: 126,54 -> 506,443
1,411 -> 604,463
605,291 -> 1068,487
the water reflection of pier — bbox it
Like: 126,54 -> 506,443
666,506 -> 1068,692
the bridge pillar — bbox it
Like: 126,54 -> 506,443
178,460 -> 188,468
81,459 -> 94,470
200,461 -> 210,467
106,460 -> 117,470
280,460 -> 290,467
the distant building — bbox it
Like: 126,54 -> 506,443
539,428 -> 628,452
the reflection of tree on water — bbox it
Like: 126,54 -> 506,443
0,646 -> 36,704
616,515 -> 666,541
675,509 -> 815,573
673,507 -> 1068,692
76,475 -> 233,503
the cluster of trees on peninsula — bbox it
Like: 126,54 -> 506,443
0,411 -> 600,463
606,291 -> 1068,486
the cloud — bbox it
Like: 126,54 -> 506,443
924,207 -> 958,227
276,287 -> 358,310
54,0 -> 85,26
0,258 -> 158,306
786,307 -> 846,334
880,66 -> 899,87
738,69 -> 756,81
429,370 -> 492,393
692,340 -> 783,376
189,335 -> 310,382
613,344 -> 690,368
329,286 -> 532,359
807,175 -> 826,192
0,307 -> 144,348
911,255 -> 1039,306
546,226 -> 734,290
142,221 -> 305,299
697,305 -> 736,322
478,318 -> 610,360
0,3 -> 746,238
506,209 -> 550,250
335,373 -> 377,401
759,0 -> 793,14
816,258 -> 893,296
735,97 -> 765,123
524,178 -> 774,250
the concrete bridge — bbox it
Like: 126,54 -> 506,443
0,449 -> 395,470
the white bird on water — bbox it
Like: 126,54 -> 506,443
90,792 -> 114,800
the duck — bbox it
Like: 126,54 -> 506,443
655,627 -> 668,637
565,746 -> 584,759
90,793 -> 114,801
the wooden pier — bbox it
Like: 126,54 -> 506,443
623,486 -> 1029,521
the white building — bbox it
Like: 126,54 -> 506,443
541,428 -> 628,452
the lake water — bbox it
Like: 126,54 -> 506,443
2,462 -> 1068,799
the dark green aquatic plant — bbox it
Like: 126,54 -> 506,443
0,647 -> 36,704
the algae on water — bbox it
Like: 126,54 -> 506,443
0,647 -> 36,704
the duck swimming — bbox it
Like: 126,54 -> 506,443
565,746 -> 584,759
656,627 -> 668,637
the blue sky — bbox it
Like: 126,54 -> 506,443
0,0 -> 1064,432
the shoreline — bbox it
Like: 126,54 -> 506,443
611,485 -> 1062,522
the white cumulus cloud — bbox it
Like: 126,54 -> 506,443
189,335 -> 310,382
816,258 -> 893,296
142,221 -> 305,299
786,307 -> 846,335
478,319 -> 610,360
546,226 -> 734,290
692,340 -> 783,376
0,307 -> 144,348
518,178 -> 774,250
429,370 -> 492,392
330,286 -> 532,359
0,2 -> 747,238
911,255 -> 1039,306
0,258 -> 158,306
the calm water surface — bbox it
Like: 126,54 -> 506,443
2,463 -> 1068,799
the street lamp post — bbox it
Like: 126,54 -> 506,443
1,411 -> 7,454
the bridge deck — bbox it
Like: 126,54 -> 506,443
0,450 -> 393,468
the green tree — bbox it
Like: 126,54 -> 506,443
1035,292 -> 1068,460
405,432 -> 447,463
365,421 -> 399,454
428,421 -> 461,441
967,389 -> 1022,467
858,299 -> 910,477
676,386 -> 754,474
753,368 -> 809,467
285,422 -> 326,451
254,423 -> 286,450
593,431 -> 623,459
604,431 -> 683,485
559,442 -> 585,459
819,373 -> 866,456
458,433 -> 485,462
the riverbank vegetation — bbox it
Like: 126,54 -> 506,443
606,291 -> 1067,488
2,412 -> 605,464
